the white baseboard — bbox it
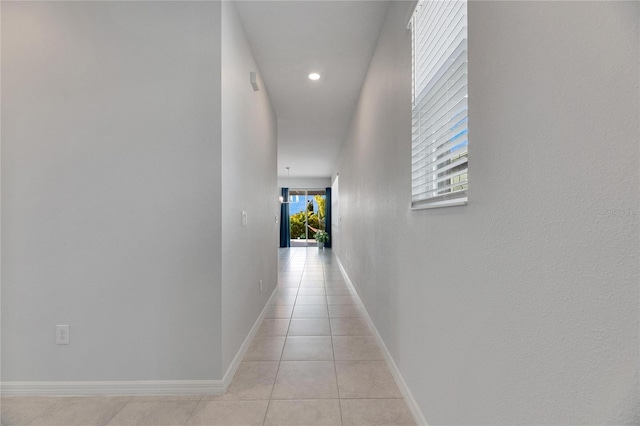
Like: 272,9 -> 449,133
0,380 -> 224,397
221,285 -> 280,390
0,286 -> 279,398
335,256 -> 429,426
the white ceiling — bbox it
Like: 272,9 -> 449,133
235,1 -> 390,178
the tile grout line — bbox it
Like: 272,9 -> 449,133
324,252 -> 344,426
101,395 -> 133,426
261,252 -> 305,425
180,396 -> 203,426
24,398 -> 62,426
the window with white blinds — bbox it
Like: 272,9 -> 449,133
410,0 -> 468,209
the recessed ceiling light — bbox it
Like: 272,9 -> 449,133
308,73 -> 321,81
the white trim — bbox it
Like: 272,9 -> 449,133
335,256 -> 429,426
407,0 -> 424,29
411,195 -> 468,210
0,287 -> 280,397
0,380 -> 224,397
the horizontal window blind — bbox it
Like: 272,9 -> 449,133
410,0 -> 468,209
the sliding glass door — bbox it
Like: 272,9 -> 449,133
289,189 -> 326,247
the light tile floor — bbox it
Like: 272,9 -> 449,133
1,248 -> 415,426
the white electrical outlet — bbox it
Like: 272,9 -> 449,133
241,211 -> 248,226
259,279 -> 263,293
56,325 -> 69,345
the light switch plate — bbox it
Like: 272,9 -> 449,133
241,211 -> 247,226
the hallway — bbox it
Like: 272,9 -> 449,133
2,1 -> 637,423
1,248 -> 415,426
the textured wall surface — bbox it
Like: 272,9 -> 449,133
2,2 -> 223,380
335,1 -> 639,424
220,2 -> 279,372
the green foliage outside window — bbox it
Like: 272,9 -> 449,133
315,195 -> 326,222
289,195 -> 326,240
290,211 -> 321,239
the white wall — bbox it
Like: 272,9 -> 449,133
221,2 -> 278,372
335,1 -> 639,424
1,1 -> 223,381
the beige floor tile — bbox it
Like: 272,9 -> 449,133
332,336 -> 384,360
325,288 -> 353,295
288,319 -> 331,336
272,295 -> 297,306
328,305 -> 363,318
299,281 -> 326,288
205,362 -> 279,401
324,281 -> 349,289
324,276 -> 345,282
330,317 -> 371,336
243,336 -> 286,361
29,397 -> 131,426
280,274 -> 301,280
185,400 -> 268,426
323,273 -> 345,278
106,400 -> 197,426
279,275 -> 300,280
336,361 -> 402,399
278,282 -> 300,288
279,273 -> 302,279
264,305 -> 294,319
282,336 -> 334,361
256,319 -> 290,337
278,271 -> 302,282
279,272 -> 301,278
292,305 -> 329,319
272,361 -> 338,399
325,286 -> 350,293
340,399 -> 416,425
295,296 -> 328,305
326,295 -> 357,305
264,399 -> 341,426
297,288 -> 326,296
277,288 -> 299,296
1,400 -> 58,426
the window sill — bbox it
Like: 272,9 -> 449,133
411,195 -> 467,210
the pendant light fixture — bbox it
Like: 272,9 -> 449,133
279,167 -> 291,204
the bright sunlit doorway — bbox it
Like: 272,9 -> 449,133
288,189 -> 326,247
